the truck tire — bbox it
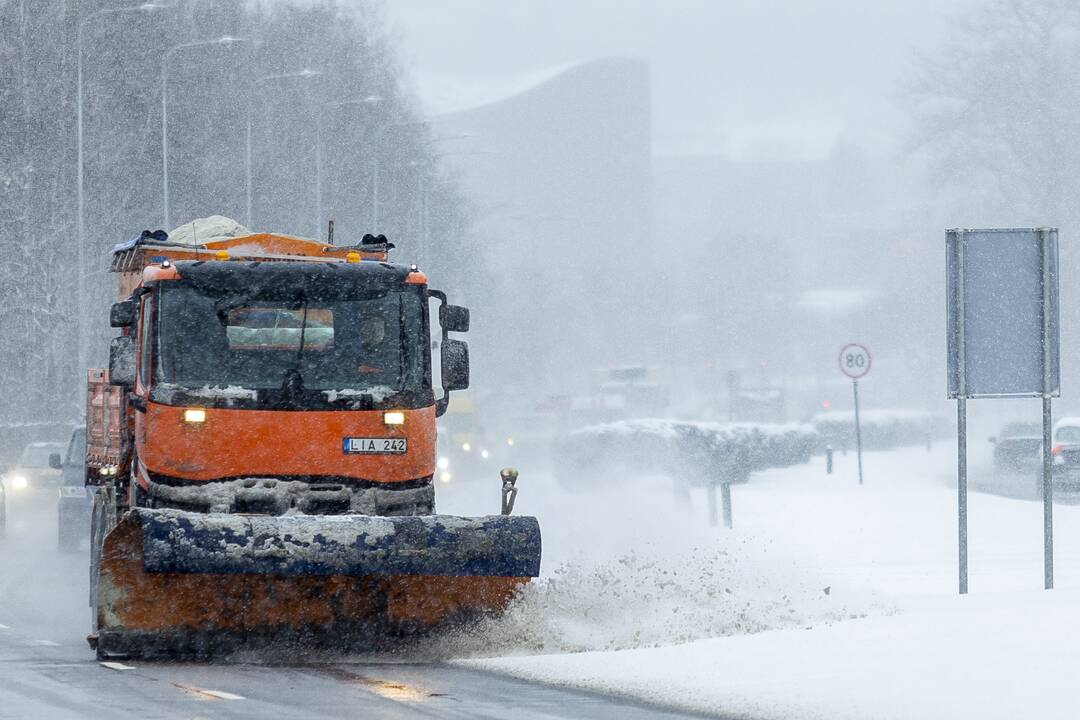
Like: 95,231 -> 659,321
89,487 -> 117,635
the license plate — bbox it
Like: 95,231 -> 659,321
343,437 -> 407,454
59,486 -> 86,498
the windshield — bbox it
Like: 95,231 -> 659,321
19,443 -> 63,468
1056,426 -> 1080,444
155,285 -> 427,393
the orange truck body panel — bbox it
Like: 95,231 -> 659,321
135,402 -> 435,485
86,369 -> 123,471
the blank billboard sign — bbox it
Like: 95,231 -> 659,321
946,228 -> 1059,399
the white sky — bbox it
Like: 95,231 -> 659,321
381,0 -> 978,159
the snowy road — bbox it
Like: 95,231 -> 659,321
0,491 -> 703,720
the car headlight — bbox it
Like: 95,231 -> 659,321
10,475 -> 27,490
439,470 -> 453,483
437,456 -> 450,470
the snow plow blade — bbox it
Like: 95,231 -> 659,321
93,508 -> 541,659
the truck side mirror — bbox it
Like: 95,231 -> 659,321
49,453 -> 63,470
109,335 -> 136,388
111,299 -> 137,328
440,304 -> 470,333
442,339 -> 470,392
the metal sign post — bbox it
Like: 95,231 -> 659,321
1040,228 -> 1055,590
839,343 -> 871,485
946,228 -> 1059,595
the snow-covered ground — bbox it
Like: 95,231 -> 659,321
441,439 -> 1080,719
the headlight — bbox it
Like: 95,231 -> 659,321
10,475 -> 27,490
437,456 -> 450,470
461,442 -> 471,452
439,470 -> 453,483
481,449 -> 490,460
184,408 -> 207,423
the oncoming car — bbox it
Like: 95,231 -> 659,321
3,441 -> 66,495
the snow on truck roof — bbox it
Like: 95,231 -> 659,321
109,217 -> 396,276
168,216 -> 250,245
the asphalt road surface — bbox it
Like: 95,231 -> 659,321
0,490 -> 704,720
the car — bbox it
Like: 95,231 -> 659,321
989,421 -> 1043,477
3,441 -> 67,495
1034,417 -> 1080,493
52,426 -> 91,553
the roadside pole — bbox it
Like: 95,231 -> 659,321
1040,227 -> 1055,590
720,483 -> 733,528
707,484 -> 718,527
853,380 -> 864,485
839,343 -> 871,486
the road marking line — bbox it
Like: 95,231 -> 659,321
173,683 -> 244,701
323,668 -> 437,703
0,624 -> 10,630
31,640 -> 60,646
100,661 -> 135,671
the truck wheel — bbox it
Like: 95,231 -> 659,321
128,460 -> 150,508
89,487 -> 117,629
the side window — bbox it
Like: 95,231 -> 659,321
138,295 -> 153,388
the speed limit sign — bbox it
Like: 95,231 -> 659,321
839,343 -> 871,379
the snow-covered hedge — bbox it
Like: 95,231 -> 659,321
553,419 -> 818,486
810,409 -> 949,451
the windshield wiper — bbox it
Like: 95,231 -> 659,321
282,300 -> 309,393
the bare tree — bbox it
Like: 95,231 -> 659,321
906,0 -> 1080,224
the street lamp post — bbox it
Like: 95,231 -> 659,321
369,119 -> 431,231
76,2 -> 170,395
249,70 -> 323,236
405,149 -> 495,268
161,36 -> 249,230
316,96 -> 381,241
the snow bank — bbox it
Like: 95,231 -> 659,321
553,419 -> 818,486
452,442 -> 1080,718
464,590 -> 1080,720
811,409 -> 949,451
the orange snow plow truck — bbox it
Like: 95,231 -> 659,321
84,224 -> 540,659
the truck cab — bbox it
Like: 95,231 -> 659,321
101,231 -> 470,517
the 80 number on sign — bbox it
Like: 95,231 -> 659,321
839,343 -> 871,379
